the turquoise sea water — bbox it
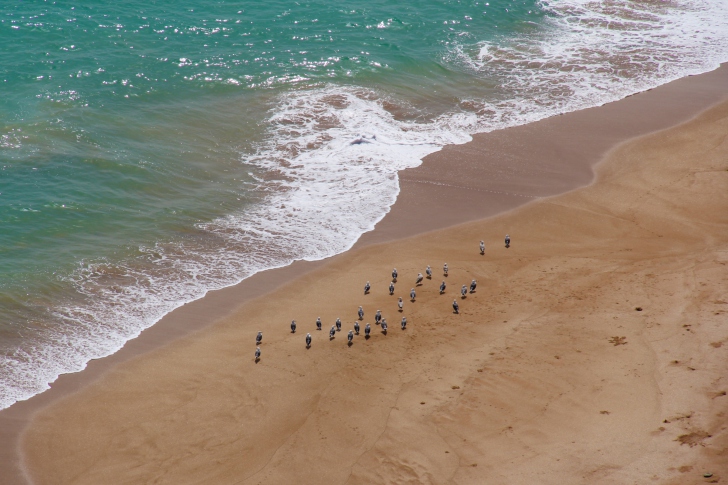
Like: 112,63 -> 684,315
2,0 -> 728,409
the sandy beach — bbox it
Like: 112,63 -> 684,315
3,66 -> 727,484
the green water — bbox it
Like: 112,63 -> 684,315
1,0 -> 535,290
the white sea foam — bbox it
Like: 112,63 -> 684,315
3,0 -> 728,410
445,0 -> 728,132
0,88 -> 477,410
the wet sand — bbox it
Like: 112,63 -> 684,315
2,66 -> 728,483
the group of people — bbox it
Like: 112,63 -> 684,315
254,235 -> 511,361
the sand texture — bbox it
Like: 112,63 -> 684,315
18,97 -> 728,483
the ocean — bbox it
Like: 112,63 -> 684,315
1,0 -> 727,410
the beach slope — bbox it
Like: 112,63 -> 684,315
20,101 -> 728,484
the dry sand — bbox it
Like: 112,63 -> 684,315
16,95 -> 728,482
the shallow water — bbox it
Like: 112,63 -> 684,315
2,0 -> 728,409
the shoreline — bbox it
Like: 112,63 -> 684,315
20,85 -> 728,484
2,65 -> 728,483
